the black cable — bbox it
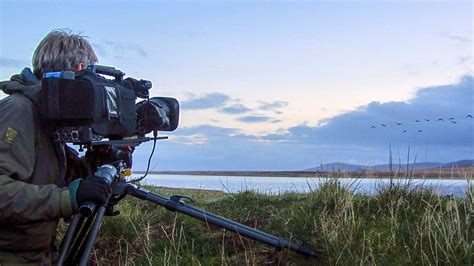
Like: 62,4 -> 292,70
127,130 -> 157,183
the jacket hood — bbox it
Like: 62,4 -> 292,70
14,67 -> 40,85
0,67 -> 41,104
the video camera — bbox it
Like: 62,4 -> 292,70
40,65 -> 179,144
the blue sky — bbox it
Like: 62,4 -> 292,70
1,1 -> 472,170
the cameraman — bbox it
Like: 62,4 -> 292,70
0,30 -> 111,265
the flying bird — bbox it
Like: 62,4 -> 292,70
402,130 -> 407,133
449,117 -> 455,120
380,123 -> 386,127
418,130 -> 423,133
466,114 -> 473,118
396,123 -> 402,125
450,121 -> 457,124
370,126 -> 376,129
437,118 -> 444,121
415,120 -> 421,123
424,119 -> 430,122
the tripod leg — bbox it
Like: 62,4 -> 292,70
79,206 -> 107,266
68,211 -> 98,264
57,214 -> 83,266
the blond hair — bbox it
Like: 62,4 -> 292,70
32,29 -> 98,78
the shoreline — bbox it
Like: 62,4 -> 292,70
134,168 -> 473,180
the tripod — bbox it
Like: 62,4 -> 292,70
57,164 -> 320,265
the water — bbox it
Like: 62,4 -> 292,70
135,174 -> 471,198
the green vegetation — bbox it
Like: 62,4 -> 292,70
65,178 -> 473,265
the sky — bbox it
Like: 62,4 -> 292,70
0,1 -> 473,170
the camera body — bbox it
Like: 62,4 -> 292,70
40,65 -> 179,143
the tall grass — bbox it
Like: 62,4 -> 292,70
61,177 -> 473,265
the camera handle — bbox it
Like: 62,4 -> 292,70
87,65 -> 125,81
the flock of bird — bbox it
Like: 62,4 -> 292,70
370,114 -> 473,133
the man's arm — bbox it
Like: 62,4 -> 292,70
0,95 -> 74,224
0,175 -> 73,224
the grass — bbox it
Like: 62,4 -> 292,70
60,177 -> 473,265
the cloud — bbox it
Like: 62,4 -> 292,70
93,41 -> 148,59
458,56 -> 473,66
181,93 -> 230,110
91,43 -> 107,57
132,76 -> 473,171
443,33 -> 472,44
238,115 -> 273,123
0,58 -> 28,68
219,104 -> 251,115
263,76 -> 474,150
258,101 -> 288,111
176,125 -> 239,137
400,64 -> 421,76
133,125 -> 302,171
170,134 -> 208,145
133,122 -> 386,171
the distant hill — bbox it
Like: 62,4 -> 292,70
305,163 -> 366,172
442,160 -> 474,168
304,159 -> 474,172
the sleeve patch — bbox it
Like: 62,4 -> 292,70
4,127 -> 18,144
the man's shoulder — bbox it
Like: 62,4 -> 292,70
0,93 -> 35,112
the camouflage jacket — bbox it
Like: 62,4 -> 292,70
0,68 -> 84,265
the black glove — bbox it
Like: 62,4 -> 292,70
69,178 -> 112,210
